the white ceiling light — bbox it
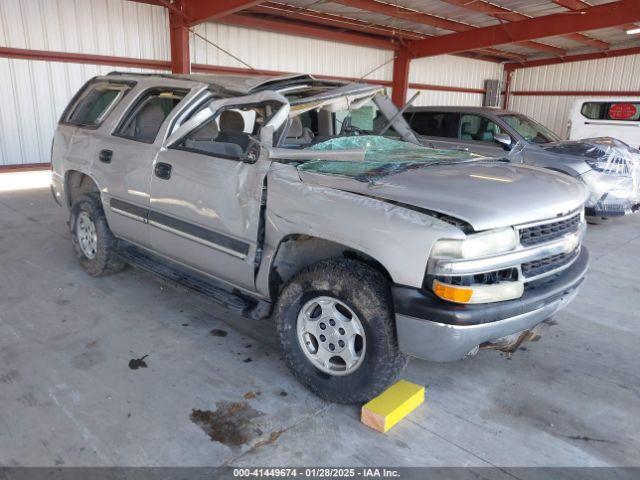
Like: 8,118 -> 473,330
626,27 -> 640,35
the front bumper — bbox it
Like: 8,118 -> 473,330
585,194 -> 640,217
393,247 -> 589,362
50,173 -> 65,207
581,170 -> 640,217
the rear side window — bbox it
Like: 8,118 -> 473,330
115,88 -> 189,143
581,102 -> 640,121
405,112 -> 459,138
64,81 -> 132,128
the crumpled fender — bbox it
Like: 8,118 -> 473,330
256,163 -> 465,294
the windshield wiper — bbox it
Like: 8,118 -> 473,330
421,156 -> 508,167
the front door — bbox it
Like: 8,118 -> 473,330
148,94 -> 288,292
456,114 -> 510,157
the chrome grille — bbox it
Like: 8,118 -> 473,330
519,213 -> 581,247
522,248 -> 580,279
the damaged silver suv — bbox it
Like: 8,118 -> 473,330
51,73 -> 590,403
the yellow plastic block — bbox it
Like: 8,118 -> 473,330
361,380 -> 425,433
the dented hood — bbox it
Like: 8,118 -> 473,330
298,162 -> 588,231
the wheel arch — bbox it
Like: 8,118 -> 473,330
267,234 -> 392,301
64,170 -> 101,207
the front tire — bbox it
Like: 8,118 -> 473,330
586,215 -> 607,225
70,194 -> 125,277
275,259 -> 407,404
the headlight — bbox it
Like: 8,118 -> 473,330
580,170 -> 636,206
431,227 -> 518,259
432,279 -> 524,304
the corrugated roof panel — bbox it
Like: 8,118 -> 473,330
282,0 -> 496,34
585,27 -> 640,43
269,0 -> 638,60
391,0 -> 500,27
488,0 -> 566,17
584,0 -> 626,5
494,43 -> 541,55
534,36 -> 596,50
303,1 -> 449,36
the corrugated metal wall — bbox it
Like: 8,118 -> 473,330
509,54 -> 640,138
409,55 -> 503,107
0,0 -> 169,58
190,23 -> 394,82
0,60 -> 163,168
0,0 -> 170,167
0,0 -> 501,167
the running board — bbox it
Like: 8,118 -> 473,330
117,243 -> 272,321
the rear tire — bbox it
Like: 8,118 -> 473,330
70,194 -> 125,277
275,258 -> 407,404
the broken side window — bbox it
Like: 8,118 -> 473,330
173,104 -> 269,160
114,88 -> 189,144
64,81 -> 133,128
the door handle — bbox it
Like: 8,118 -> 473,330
99,149 -> 113,164
154,162 -> 172,180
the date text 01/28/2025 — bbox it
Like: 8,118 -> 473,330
233,468 -> 401,477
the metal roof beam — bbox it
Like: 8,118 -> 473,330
184,0 -> 266,26
330,0 -> 565,55
440,0 -> 609,50
330,0 -> 474,32
553,0 -> 639,32
250,3 -> 525,62
505,46 -> 640,69
217,13 -> 398,50
409,0 -> 640,58
249,2 -> 423,40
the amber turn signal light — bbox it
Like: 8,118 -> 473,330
432,280 -> 473,304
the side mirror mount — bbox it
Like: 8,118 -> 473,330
494,132 -> 512,150
259,125 -> 275,148
241,139 -> 261,164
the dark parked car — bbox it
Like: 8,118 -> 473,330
405,106 -> 640,218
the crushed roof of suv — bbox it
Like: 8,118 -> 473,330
106,71 -> 347,95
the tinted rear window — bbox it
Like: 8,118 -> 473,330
64,81 -> 132,128
581,102 -> 640,121
405,112 -> 459,138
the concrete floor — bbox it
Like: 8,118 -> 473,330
0,178 -> 639,467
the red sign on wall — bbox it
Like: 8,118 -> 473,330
608,103 -> 638,120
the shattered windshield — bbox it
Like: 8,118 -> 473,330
298,136 -> 486,182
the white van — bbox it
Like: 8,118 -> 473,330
568,99 -> 640,148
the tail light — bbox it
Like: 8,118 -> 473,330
50,138 -> 54,171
